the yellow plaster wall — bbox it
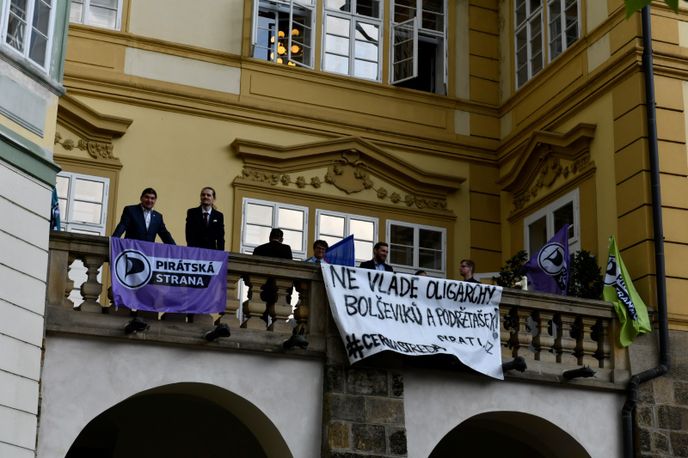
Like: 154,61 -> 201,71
127,0 -> 244,55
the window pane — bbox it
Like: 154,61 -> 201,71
324,53 -> 349,74
319,214 -> 345,237
419,248 -> 441,270
246,203 -> 273,225
354,59 -> 377,79
73,179 -> 104,202
357,0 -> 380,18
69,1 -> 83,22
394,0 -> 415,22
553,202 -> 574,239
87,5 -> 117,28
91,0 -> 117,7
56,175 -> 69,198
419,229 -> 441,249
326,0 -> 349,12
29,32 -> 47,64
528,216 -> 547,255
326,34 -> 349,54
282,228 -> 302,251
390,224 -> 413,245
390,245 -> 413,266
58,198 -> 67,219
356,21 -> 379,41
350,219 -> 374,240
326,15 -> 350,36
355,240 -> 373,261
278,208 -> 304,231
72,201 -> 102,224
6,0 -> 28,52
515,0 -> 526,25
245,224 -> 271,246
33,0 -> 51,35
355,37 -> 377,60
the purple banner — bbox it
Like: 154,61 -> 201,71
110,238 -> 227,314
524,224 -> 570,295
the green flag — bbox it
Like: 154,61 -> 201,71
603,236 -> 652,347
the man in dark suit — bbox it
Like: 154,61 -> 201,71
185,187 -> 225,250
250,228 -> 293,328
112,187 -> 175,244
253,228 -> 293,259
360,242 -> 394,272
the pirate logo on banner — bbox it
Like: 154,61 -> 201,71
524,224 -> 570,295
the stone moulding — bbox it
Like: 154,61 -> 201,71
232,136 -> 463,212
498,123 -> 596,217
55,94 -> 133,160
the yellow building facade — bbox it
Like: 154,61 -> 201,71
45,0 -> 688,455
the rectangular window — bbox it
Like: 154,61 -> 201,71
56,172 -> 109,235
547,0 -> 578,60
323,0 -> 382,81
252,0 -> 315,68
69,0 -> 122,30
523,188 -> 579,256
514,0 -> 543,88
241,198 -> 308,259
391,0 -> 446,94
387,220 -> 446,275
316,210 -> 377,264
515,0 -> 579,88
2,0 -> 55,69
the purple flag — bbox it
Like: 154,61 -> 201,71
324,235 -> 355,266
524,224 -> 570,295
110,238 -> 227,314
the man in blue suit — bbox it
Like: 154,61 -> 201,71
112,187 -> 175,244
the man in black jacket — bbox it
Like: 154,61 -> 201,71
360,242 -> 394,272
185,187 -> 225,250
251,228 -> 293,328
112,187 -> 175,244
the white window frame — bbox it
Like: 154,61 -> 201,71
386,219 -> 446,276
315,209 -> 378,263
1,0 -> 56,71
69,0 -> 123,30
322,0 -> 383,81
546,0 -> 579,61
514,0 -> 544,89
56,171 -> 110,235
240,198 -> 309,259
523,188 -> 580,257
252,0 -> 315,69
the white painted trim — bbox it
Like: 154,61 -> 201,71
70,0 -> 124,30
315,208 -> 378,262
385,219 -> 446,276
1,0 -> 56,72
56,171 -> 109,236
240,197 -> 309,259
523,187 -> 580,256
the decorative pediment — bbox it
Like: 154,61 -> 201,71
54,94 -> 132,161
499,123 -> 596,215
232,137 -> 463,212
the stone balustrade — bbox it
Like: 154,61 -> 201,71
45,232 -> 629,386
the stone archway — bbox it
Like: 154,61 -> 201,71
429,411 -> 591,458
65,382 -> 292,458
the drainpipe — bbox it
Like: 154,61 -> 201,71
621,6 -> 670,457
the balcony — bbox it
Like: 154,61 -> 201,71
44,232 -> 629,388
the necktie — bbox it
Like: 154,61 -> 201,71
203,212 -> 209,226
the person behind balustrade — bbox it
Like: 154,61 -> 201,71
112,187 -> 175,244
459,258 -> 480,283
185,186 -> 225,251
251,228 -> 293,326
305,239 -> 328,264
360,242 -> 394,272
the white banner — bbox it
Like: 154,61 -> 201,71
321,264 -> 504,380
